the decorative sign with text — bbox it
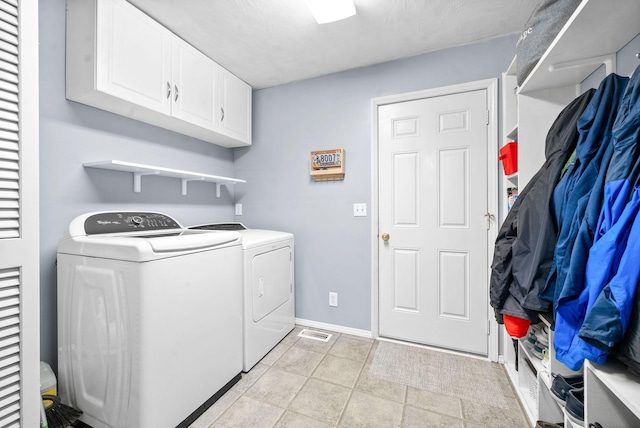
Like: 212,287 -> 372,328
310,149 -> 345,181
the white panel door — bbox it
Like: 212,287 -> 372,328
378,89 -> 489,355
97,0 -> 172,115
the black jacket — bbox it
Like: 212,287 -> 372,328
490,89 -> 595,323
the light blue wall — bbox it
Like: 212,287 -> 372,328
234,35 -> 518,332
39,0 -> 520,368
39,0 -> 239,368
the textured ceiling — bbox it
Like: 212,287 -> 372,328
127,0 -> 537,89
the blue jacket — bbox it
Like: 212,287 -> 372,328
541,74 -> 629,315
576,65 -> 640,362
554,67 -> 640,369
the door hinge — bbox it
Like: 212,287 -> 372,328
487,319 -> 491,335
486,110 -> 490,125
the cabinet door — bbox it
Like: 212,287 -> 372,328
219,67 -> 252,145
171,38 -> 219,130
96,0 -> 172,115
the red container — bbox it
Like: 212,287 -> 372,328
499,142 -> 518,175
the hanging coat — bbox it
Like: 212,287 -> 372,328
552,71 -> 637,370
541,73 -> 629,316
490,89 -> 595,324
575,65 -> 640,363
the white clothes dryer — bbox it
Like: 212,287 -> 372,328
190,222 -> 294,371
57,212 -> 243,428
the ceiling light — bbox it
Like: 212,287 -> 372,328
304,0 -> 356,24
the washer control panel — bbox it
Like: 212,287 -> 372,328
84,212 -> 181,235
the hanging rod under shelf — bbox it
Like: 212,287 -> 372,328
84,160 -> 246,197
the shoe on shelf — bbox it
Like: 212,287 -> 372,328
535,421 -> 564,428
531,341 -> 545,359
565,387 -> 585,424
541,348 -> 550,369
535,325 -> 549,347
550,373 -> 583,403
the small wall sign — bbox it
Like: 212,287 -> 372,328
310,149 -> 345,181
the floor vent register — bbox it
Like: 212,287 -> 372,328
297,329 -> 332,342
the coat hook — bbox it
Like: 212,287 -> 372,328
637,53 -> 640,59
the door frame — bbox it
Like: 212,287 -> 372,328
370,79 -> 499,361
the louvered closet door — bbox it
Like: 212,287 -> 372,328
0,0 -> 40,426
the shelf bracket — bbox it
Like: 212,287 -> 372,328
548,53 -> 617,76
133,171 -> 159,193
181,177 -> 205,196
216,183 -> 225,198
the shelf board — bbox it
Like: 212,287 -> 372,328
84,160 -> 246,197
519,0 -> 640,93
520,339 -> 545,375
586,360 -> 640,419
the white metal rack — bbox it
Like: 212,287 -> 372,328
84,160 -> 246,197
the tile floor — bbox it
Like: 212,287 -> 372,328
190,326 -> 529,428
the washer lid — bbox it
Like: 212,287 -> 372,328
58,211 -> 241,261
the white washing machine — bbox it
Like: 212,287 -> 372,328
57,212 -> 243,428
190,222 -> 294,371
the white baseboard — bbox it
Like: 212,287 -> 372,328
295,318 -> 372,339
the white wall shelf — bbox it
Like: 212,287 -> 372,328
519,0 -> 640,93
84,160 -> 245,197
585,360 -> 640,426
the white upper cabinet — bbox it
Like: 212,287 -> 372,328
219,67 -> 252,145
171,37 -> 219,131
95,0 -> 172,115
66,0 -> 251,148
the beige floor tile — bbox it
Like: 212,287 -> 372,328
274,411 -> 334,428
191,327 -> 529,428
245,367 -> 307,408
231,363 -> 268,394
273,346 -> 325,377
312,354 -> 364,388
402,405 -> 465,428
339,390 -> 403,428
366,341 -> 380,364
213,395 -> 284,428
260,342 -> 291,366
355,363 -> 407,403
189,390 -> 240,428
405,387 -> 462,419
289,378 -> 351,425
461,399 -> 529,428
329,335 -> 373,362
280,326 -> 303,347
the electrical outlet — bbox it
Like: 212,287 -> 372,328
353,203 -> 367,217
329,292 -> 338,307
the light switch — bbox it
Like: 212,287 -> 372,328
235,203 -> 242,216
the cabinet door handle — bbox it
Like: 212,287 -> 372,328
175,85 -> 179,102
166,82 -> 171,99
221,107 -> 225,122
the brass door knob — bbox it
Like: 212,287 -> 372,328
381,233 -> 390,242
